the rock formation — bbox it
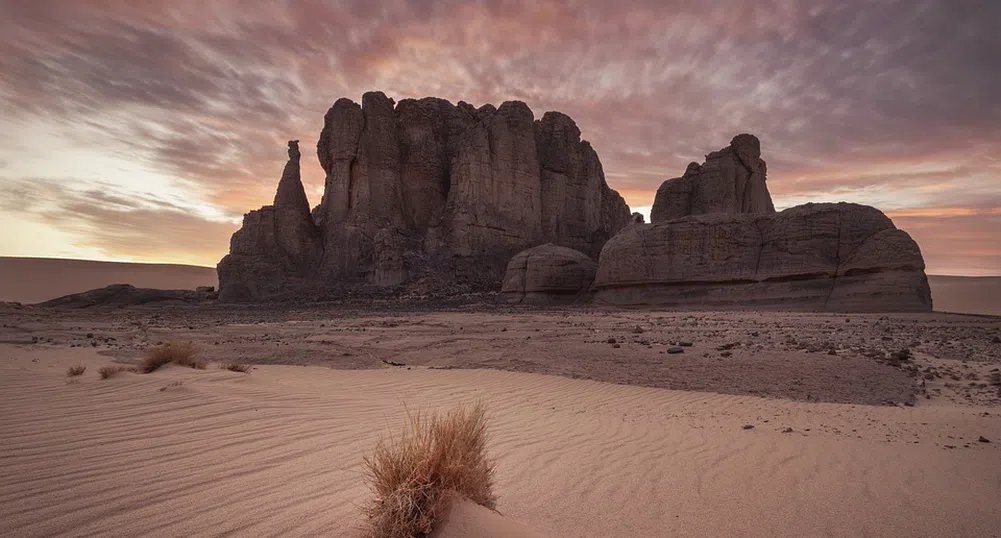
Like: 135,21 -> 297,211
219,92 -> 631,301
593,203 -> 932,311
593,135 -> 932,312
218,141 -> 322,301
501,244 -> 597,304
41,284 -> 217,308
651,134 -> 774,222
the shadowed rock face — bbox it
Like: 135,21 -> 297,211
219,92 -> 631,300
593,203 -> 932,312
501,244 -> 597,304
651,133 -> 775,223
218,141 -> 322,301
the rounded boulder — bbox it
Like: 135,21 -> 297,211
501,244 -> 597,304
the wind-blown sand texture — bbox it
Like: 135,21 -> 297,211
0,257 -> 217,304
2,343 -> 1000,537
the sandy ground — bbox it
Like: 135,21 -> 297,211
0,257 -> 217,304
2,343 -> 999,537
3,307 -> 1000,406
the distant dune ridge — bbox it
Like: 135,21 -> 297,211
928,275 -> 1001,316
0,257 -> 217,304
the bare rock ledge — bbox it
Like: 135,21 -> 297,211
593,202 -> 932,312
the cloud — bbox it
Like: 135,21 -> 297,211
0,0 -> 998,273
0,177 -> 237,266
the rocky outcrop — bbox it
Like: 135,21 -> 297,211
651,134 -> 774,222
219,92 -> 631,301
218,141 -> 321,301
593,203 -> 932,312
40,284 -> 216,308
501,244 -> 597,304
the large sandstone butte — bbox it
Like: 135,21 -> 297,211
218,92 -> 630,301
593,135 -> 932,312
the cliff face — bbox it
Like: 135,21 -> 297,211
219,92 -> 631,300
218,141 -> 322,301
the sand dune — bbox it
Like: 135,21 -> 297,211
432,498 -> 548,538
0,257 -> 217,304
1,344 -> 999,537
928,275 -> 1001,316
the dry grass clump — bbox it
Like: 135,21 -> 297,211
141,341 -> 203,372
66,365 -> 86,377
99,365 -> 138,379
363,402 -> 496,538
223,363 -> 252,373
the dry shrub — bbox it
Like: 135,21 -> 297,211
223,363 -> 252,373
141,341 -> 199,373
99,365 -> 137,380
66,365 -> 86,377
363,402 -> 496,538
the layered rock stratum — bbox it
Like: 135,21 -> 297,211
595,204 -> 932,311
218,93 -> 631,301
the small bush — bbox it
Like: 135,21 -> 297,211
99,365 -> 138,380
363,402 -> 496,538
141,341 -> 197,373
223,363 -> 252,373
66,365 -> 86,377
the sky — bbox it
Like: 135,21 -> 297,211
0,0 -> 998,275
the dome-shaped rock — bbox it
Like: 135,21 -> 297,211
501,244 -> 597,304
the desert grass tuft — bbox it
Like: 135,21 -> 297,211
141,341 -> 199,373
66,365 -> 86,377
223,363 -> 252,373
363,402 -> 496,538
99,365 -> 138,379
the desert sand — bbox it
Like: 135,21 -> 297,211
2,299 -> 1000,537
0,257 -> 217,304
1,341 -> 999,537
